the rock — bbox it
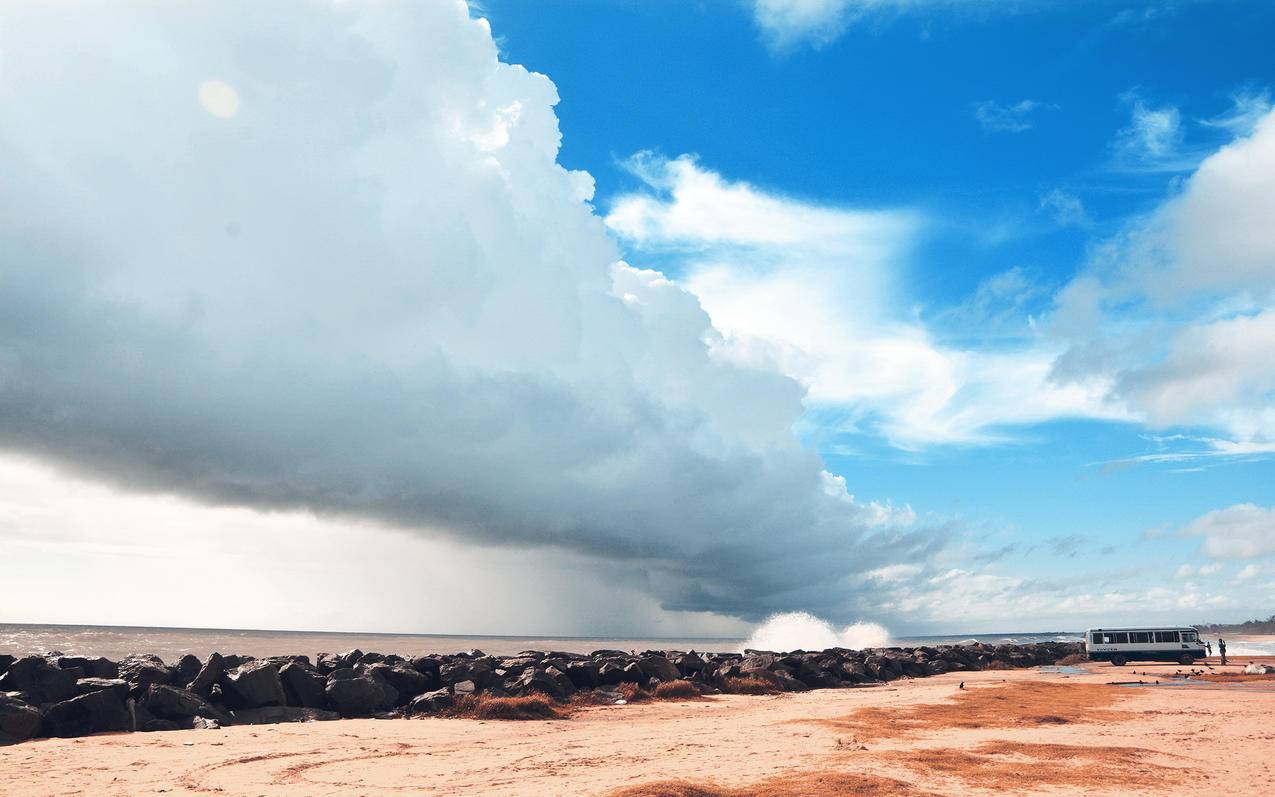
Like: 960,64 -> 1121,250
1244,663 -> 1275,675
188,653 -> 224,697
368,664 -> 428,704
57,656 -> 119,679
325,675 -> 383,717
221,661 -> 285,709
118,655 -> 172,696
407,688 -> 453,715
0,655 -> 15,677
637,656 -> 680,682
174,654 -> 202,685
564,661 -> 599,689
452,679 -> 477,696
43,689 -> 131,737
189,716 -> 221,730
229,706 -> 339,725
75,678 -> 130,699
509,668 -> 566,699
0,693 -> 41,745
280,662 -> 326,708
0,656 -> 79,703
144,685 -> 225,721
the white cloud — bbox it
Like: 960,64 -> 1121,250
974,99 -> 1043,133
1235,564 -> 1262,583
750,0 -> 1003,51
866,563 -> 923,582
0,1 -> 946,628
1181,504 -> 1275,560
1200,88 -> 1273,136
1052,107 -> 1275,444
1039,189 -> 1091,227
607,156 -> 1124,448
1113,94 -> 1185,169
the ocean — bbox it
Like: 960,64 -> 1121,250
0,623 -> 1085,662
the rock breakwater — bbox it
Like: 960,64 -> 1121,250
0,641 -> 1081,744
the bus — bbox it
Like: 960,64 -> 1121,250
1084,626 -> 1206,665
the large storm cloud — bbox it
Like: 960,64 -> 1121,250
0,1 -> 935,622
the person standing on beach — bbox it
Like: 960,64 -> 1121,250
1206,641 -> 1213,656
1218,638 -> 1227,666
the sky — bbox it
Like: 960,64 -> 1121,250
0,0 -> 1272,638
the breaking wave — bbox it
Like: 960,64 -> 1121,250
742,612 -> 891,653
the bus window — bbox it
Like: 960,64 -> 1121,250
1155,631 -> 1179,643
1132,632 -> 1150,643
1113,632 -> 1129,644
1182,631 -> 1197,642
1091,633 -> 1102,644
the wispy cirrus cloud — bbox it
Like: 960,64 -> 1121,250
974,99 -> 1047,133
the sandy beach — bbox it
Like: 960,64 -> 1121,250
5,652 -> 1273,797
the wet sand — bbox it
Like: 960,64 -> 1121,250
4,657 -> 1273,796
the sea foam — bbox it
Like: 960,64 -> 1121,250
741,612 -> 890,653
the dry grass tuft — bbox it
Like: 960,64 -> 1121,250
877,740 -> 1184,790
818,681 -> 1131,741
721,676 -> 780,695
617,682 -> 654,702
606,771 -> 934,796
445,693 -> 567,720
1055,653 -> 1089,665
652,680 -> 703,700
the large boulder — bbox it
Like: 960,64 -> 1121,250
75,678 -> 130,700
221,661 -> 285,709
57,656 -> 119,679
0,693 -> 41,745
0,655 -> 15,676
174,655 -> 202,686
118,655 -> 172,696
43,689 -> 131,737
280,663 -> 326,708
509,668 -> 567,699
407,688 -> 452,715
637,656 -> 680,682
564,661 -> 599,689
187,652 -> 225,697
325,674 -> 383,717
229,706 -> 339,725
0,656 -> 78,703
368,664 -> 428,705
144,685 -> 225,722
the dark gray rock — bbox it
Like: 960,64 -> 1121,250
59,656 -> 119,679
564,661 -> 599,689
0,656 -> 78,703
229,706 -> 339,725
144,685 -> 225,722
325,675 -> 382,717
280,662 -> 326,708
174,654 -> 202,686
0,655 -> 15,677
407,688 -> 452,715
0,693 -> 41,745
188,652 -> 224,697
368,664 -> 428,704
118,655 -> 172,696
509,668 -> 566,699
221,661 -> 285,709
75,678 -> 130,699
43,689 -> 131,737
637,656 -> 680,682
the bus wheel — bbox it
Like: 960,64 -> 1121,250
1111,655 -> 1127,666
1180,653 -> 1194,665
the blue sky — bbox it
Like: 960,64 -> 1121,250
0,0 -> 1272,636
477,0 -> 1275,625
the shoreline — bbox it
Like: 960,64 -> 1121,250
4,656 -> 1272,795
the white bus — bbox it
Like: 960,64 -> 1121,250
1084,626 -> 1206,666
